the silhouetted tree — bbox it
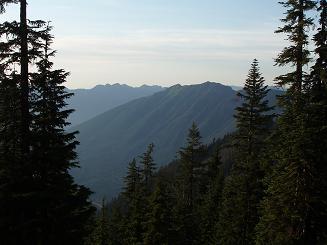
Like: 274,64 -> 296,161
218,60 -> 273,245
140,143 -> 156,194
174,122 -> 207,244
199,146 -> 224,244
143,179 -> 173,245
27,24 -> 95,244
122,159 -> 144,244
86,199 -> 111,245
256,1 -> 321,244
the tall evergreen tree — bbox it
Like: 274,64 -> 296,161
199,146 -> 224,244
123,159 -> 141,201
274,0 -> 316,93
86,199 -> 111,245
19,0 -> 30,155
26,24 -> 94,244
143,179 -> 173,245
310,0 -> 327,99
107,205 -> 125,245
174,122 -> 207,245
234,59 -> 274,157
0,11 -> 51,245
122,159 -> 144,244
140,143 -> 156,193
0,3 -> 95,243
0,0 -> 31,154
255,1 -> 323,244
217,60 -> 273,245
304,0 -> 327,241
0,74 -> 22,245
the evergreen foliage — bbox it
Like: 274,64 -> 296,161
107,206 -> 125,245
1,1 -> 327,245
174,122 -> 207,244
217,60 -> 273,245
86,199 -> 111,245
140,143 -> 156,193
29,24 -> 94,244
143,179 -> 173,245
122,159 -> 145,244
199,146 -> 224,244
0,3 -> 95,244
255,1 -> 327,244
234,59 -> 274,155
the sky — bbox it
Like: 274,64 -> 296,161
2,0 -> 287,89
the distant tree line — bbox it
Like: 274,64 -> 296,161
88,1 -> 327,244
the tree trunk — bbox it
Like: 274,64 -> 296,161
20,0 -> 29,154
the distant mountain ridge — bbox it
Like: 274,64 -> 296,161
67,83 -> 164,126
71,81 -> 282,200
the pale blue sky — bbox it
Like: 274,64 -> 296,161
3,0 -> 286,88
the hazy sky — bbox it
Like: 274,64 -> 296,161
3,0 -> 287,88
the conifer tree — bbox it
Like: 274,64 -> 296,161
0,0 -> 30,154
123,159 -> 142,203
311,0 -> 327,99
122,159 -> 144,244
199,146 -> 224,244
86,199 -> 111,245
0,8 -> 52,244
304,1 -> 327,240
0,19 -> 21,168
140,143 -> 156,193
234,59 -> 274,156
217,60 -> 273,245
143,179 -> 173,245
0,3 -> 95,243
0,74 -> 22,244
107,206 -> 125,245
26,24 -> 94,244
174,122 -> 207,244
255,1 -> 322,244
19,0 -> 30,154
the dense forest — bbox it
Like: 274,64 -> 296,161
0,0 -> 326,245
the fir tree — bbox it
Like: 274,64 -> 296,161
123,159 -> 142,203
143,179 -> 173,245
1,3 -> 95,242
107,206 -> 125,245
304,0 -> 327,241
122,159 -> 144,244
174,122 -> 207,245
0,8 -> 53,244
199,146 -> 224,244
19,0 -> 30,155
234,59 -> 274,156
217,60 -> 273,245
255,1 -> 322,244
140,143 -> 156,194
310,0 -> 327,100
86,199 -> 111,245
274,0 -> 316,94
26,24 -> 95,244
0,0 -> 31,154
0,74 -> 22,244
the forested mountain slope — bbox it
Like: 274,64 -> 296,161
72,82 -> 281,199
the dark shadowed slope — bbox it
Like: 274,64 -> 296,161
72,82 -> 281,200
67,83 -> 164,126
